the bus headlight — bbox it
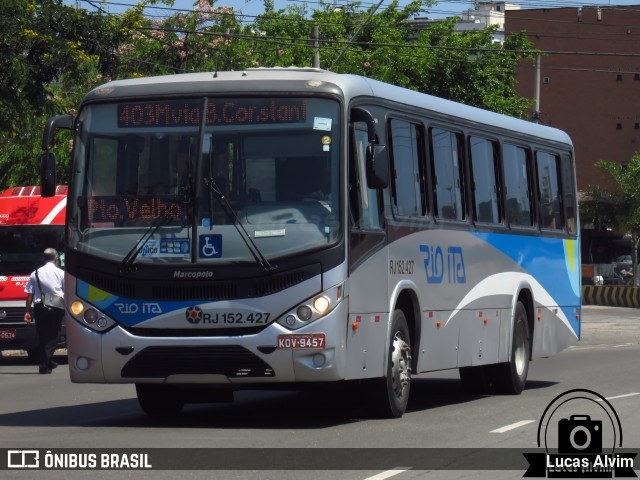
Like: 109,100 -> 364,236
70,300 -> 116,332
83,308 -> 99,324
277,284 -> 343,331
296,305 -> 313,321
70,300 -> 84,316
313,296 -> 330,314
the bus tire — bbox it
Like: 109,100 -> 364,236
492,301 -> 530,394
136,384 -> 185,416
365,309 -> 412,418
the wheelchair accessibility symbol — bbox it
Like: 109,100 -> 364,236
199,234 -> 222,258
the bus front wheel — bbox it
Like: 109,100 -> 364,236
492,301 -> 530,394
136,384 -> 185,417
365,309 -> 412,418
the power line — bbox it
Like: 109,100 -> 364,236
137,25 -> 640,58
74,0 -> 640,42
69,1 -> 640,62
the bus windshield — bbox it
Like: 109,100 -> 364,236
69,97 -> 341,266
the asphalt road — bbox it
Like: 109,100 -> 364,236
0,305 -> 638,479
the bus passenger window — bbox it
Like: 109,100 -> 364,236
350,125 -> 382,230
469,136 -> 500,224
430,128 -> 465,221
389,119 -> 426,218
536,152 -> 563,230
561,154 -> 577,235
503,144 -> 533,227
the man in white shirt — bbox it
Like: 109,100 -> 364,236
24,248 -> 65,374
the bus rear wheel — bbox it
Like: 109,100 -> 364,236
365,309 -> 412,418
136,384 -> 185,417
491,301 -> 530,394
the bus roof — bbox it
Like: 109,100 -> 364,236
0,186 -> 67,225
84,68 -> 572,147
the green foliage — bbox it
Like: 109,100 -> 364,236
0,0 -> 128,188
0,0 -> 539,190
585,157 -> 640,235
581,155 -> 640,285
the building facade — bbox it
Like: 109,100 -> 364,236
505,5 -> 640,190
459,1 -> 520,43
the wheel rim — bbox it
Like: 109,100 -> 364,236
514,318 -> 527,376
391,331 -> 411,399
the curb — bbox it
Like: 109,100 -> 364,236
582,285 -> 640,308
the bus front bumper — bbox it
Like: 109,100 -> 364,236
67,301 -> 350,385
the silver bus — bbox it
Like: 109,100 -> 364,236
41,68 -> 581,418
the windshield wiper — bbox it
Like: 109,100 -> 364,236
203,177 -> 276,273
119,212 -> 172,275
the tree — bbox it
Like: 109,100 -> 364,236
0,0 -> 129,188
113,1 -> 255,76
116,0 -> 536,116
581,155 -> 640,286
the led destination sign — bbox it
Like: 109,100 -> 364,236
88,196 -> 185,225
118,99 -> 307,128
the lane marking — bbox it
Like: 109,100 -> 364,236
568,343 -> 634,350
597,392 -> 640,402
490,393 -> 637,436
490,419 -> 536,433
364,469 -> 410,480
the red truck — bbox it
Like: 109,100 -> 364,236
0,186 -> 67,359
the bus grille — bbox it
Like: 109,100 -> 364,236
255,271 -> 305,296
120,345 -> 276,378
152,283 -> 237,300
79,263 -> 320,301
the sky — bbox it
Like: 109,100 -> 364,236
68,0 -> 640,22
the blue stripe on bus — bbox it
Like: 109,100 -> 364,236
472,232 -> 580,334
76,279 -> 193,326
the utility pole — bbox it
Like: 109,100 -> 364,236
533,54 -> 541,123
312,25 -> 320,68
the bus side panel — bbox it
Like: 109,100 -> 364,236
345,246 -> 389,380
389,229 -> 511,372
531,304 -> 580,358
472,233 -> 581,359
386,229 -> 579,373
418,309 -> 460,371
456,305 -> 503,367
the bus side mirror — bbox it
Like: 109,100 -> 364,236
40,114 -> 73,198
366,144 -> 388,189
351,107 -> 377,144
42,115 -> 74,150
350,107 -> 388,189
40,152 -> 57,198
